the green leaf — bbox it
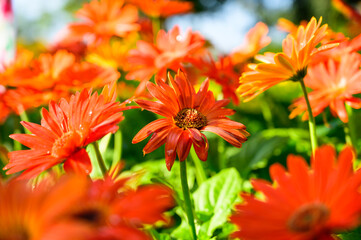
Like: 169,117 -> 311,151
193,168 -> 242,238
339,225 -> 361,240
227,128 -> 311,177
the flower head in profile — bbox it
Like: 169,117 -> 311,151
66,164 -> 175,240
0,175 -> 91,240
230,145 -> 361,240
132,70 -> 249,170
4,83 -> 132,179
67,0 -> 139,45
230,22 -> 271,65
127,0 -> 193,18
0,168 -> 174,240
290,52 -> 361,123
126,25 -> 205,82
238,17 -> 339,102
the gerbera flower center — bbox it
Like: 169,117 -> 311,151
174,108 -> 207,130
287,203 -> 330,233
51,131 -> 83,159
289,67 -> 308,82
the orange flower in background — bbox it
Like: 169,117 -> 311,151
332,0 -> 361,33
3,87 -> 66,116
0,175 -> 91,240
290,52 -> 361,123
4,83 -> 132,179
132,70 -> 249,170
238,17 -> 339,102
67,0 -> 139,45
86,34 -> 137,70
127,0 -> 193,18
231,22 -> 271,65
196,54 -> 241,105
126,25 -> 205,82
230,145 -> 361,240
4,50 -> 119,92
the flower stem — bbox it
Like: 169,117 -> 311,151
180,160 -> 197,240
111,130 -> 122,168
92,141 -> 107,177
260,93 -> 274,129
152,17 -> 160,43
19,110 -> 31,134
190,147 -> 207,185
345,104 -> 357,151
299,78 -> 318,153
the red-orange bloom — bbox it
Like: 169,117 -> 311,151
290,52 -> 361,123
132,70 -> 249,170
5,83 -> 132,179
230,145 -> 361,240
0,168 -> 174,240
66,165 -> 175,240
127,0 -> 193,18
126,25 -> 205,82
0,175 -> 91,240
196,54 -> 242,105
67,0 -> 139,44
238,17 -> 339,102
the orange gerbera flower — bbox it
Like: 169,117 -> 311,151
127,0 -> 193,18
238,17 -> 339,102
231,22 -> 271,65
230,145 -> 361,240
67,0 -> 139,44
132,70 -> 249,170
4,83 -> 132,179
0,175 -> 91,240
126,25 -> 205,82
290,52 -> 361,123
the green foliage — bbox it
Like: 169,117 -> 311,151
170,168 -> 242,240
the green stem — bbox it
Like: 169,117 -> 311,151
111,130 -> 122,168
19,110 -> 31,134
299,79 -> 318,153
345,104 -> 358,151
190,147 -> 207,185
180,160 -> 197,240
13,116 -> 22,151
92,141 -> 107,177
152,17 -> 161,43
260,93 -> 274,129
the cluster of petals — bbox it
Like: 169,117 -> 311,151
0,49 -> 119,123
4,83 -> 133,179
0,168 -> 174,240
126,25 -> 205,83
67,0 -> 139,45
289,52 -> 361,123
230,145 -> 361,240
127,0 -> 193,18
132,70 -> 249,170
238,17 -> 339,102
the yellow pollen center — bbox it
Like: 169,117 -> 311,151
174,108 -> 207,130
287,203 -> 330,233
